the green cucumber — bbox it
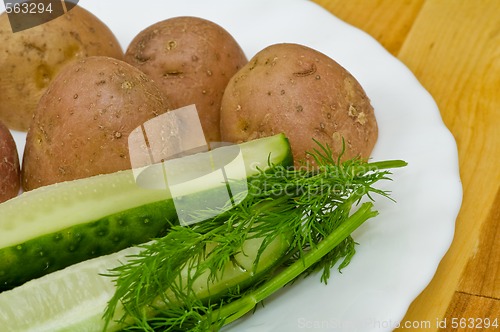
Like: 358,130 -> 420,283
0,200 -> 176,293
0,232 -> 290,332
0,134 -> 292,291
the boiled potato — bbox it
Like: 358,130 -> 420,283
125,16 -> 247,143
22,56 -> 173,191
220,43 -> 378,167
0,6 -> 123,131
0,121 -> 20,202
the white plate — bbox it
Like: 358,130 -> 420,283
10,0 -> 463,331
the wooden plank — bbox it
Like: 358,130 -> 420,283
439,292 -> 500,331
395,0 -> 500,329
312,0 -> 425,55
458,187 -> 500,299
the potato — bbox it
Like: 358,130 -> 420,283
0,6 -> 123,131
124,16 -> 247,143
0,121 -> 20,202
22,56 -> 173,191
220,43 -> 378,167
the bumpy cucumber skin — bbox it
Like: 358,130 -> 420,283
196,234 -> 291,305
0,200 -> 176,292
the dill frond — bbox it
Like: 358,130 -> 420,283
103,140 -> 407,331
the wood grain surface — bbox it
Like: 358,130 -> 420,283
312,0 -> 500,330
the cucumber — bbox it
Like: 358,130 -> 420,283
0,134 -> 292,291
0,200 -> 175,293
0,224 -> 290,331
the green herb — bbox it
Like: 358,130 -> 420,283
103,142 -> 407,331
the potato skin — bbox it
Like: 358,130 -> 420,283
0,6 -> 123,131
22,56 -> 172,191
0,121 -> 20,202
220,43 -> 378,167
125,16 -> 247,143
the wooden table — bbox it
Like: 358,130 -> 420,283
311,0 -> 499,330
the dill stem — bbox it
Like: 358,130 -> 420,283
215,202 -> 378,327
366,160 -> 408,170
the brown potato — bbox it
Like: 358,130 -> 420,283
22,56 -> 172,191
220,43 -> 378,167
125,16 -> 247,143
0,6 -> 123,131
0,121 -> 20,202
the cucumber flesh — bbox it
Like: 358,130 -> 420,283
0,246 -> 140,332
0,134 -> 292,291
0,232 -> 290,331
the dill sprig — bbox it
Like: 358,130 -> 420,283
103,142 -> 406,331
